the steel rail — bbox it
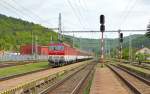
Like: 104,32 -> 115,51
107,64 -> 141,94
70,63 -> 95,94
107,64 -> 150,94
131,64 -> 150,70
110,65 -> 150,86
114,64 -> 150,85
41,62 -> 96,94
40,63 -> 89,94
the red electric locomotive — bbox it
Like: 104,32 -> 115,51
48,43 -> 92,67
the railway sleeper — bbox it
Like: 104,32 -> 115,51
107,65 -> 141,94
113,64 -> 150,85
0,61 -> 90,94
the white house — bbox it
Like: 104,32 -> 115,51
136,47 -> 150,60
136,47 -> 150,54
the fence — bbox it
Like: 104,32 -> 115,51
0,55 -> 49,62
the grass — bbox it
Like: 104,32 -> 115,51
0,62 -> 49,77
143,60 -> 150,64
83,79 -> 93,94
119,63 -> 150,74
117,63 -> 150,79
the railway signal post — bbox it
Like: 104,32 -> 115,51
100,15 -> 105,67
119,32 -> 123,62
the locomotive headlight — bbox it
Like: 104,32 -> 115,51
60,56 -> 64,59
60,56 -> 64,60
49,56 -> 52,60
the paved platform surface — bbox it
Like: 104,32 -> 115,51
0,60 -> 91,92
90,65 -> 130,94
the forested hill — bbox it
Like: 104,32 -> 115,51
104,34 -> 150,50
64,34 -> 150,54
0,14 -> 58,51
0,14 -> 149,53
122,34 -> 150,48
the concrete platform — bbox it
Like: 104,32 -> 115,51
90,65 -> 130,94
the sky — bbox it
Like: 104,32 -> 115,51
0,0 -> 149,38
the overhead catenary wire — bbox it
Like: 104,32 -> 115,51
0,0 -> 28,20
75,0 -> 87,28
11,0 -> 53,26
119,0 -> 139,29
77,0 -> 90,28
1,0 -> 55,29
0,1 -> 27,27
118,0 -> 132,28
0,0 -> 58,31
66,0 -> 85,29
11,0 -> 41,21
82,0 -> 88,10
0,0 -> 54,55
0,0 -> 39,30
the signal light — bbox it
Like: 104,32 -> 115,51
100,15 -> 105,24
120,33 -> 123,38
100,24 -> 105,32
120,33 -> 123,42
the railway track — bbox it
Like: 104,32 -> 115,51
0,61 -> 92,81
131,63 -> 150,70
0,60 -> 93,94
41,62 -> 96,94
0,61 -> 37,68
107,64 -> 150,94
0,67 -> 51,81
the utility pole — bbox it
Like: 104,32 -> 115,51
105,35 -> 107,58
32,30 -> 34,55
50,35 -> 53,44
108,40 -> 111,58
73,33 -> 75,47
129,34 -> 132,63
120,35 -> 123,60
80,37 -> 82,50
35,35 -> 38,62
58,13 -> 62,42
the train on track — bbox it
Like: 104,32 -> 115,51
48,43 -> 93,67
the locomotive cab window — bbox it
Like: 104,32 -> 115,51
49,45 -> 64,50
57,46 -> 64,50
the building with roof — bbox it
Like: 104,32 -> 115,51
136,47 -> 150,55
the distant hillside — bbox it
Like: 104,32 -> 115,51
64,34 -> 150,55
0,14 -> 58,51
0,14 -> 149,54
122,34 -> 150,48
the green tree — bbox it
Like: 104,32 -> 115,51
0,14 -> 58,51
136,53 -> 145,65
0,39 -> 5,50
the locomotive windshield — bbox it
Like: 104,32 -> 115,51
49,45 -> 64,51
